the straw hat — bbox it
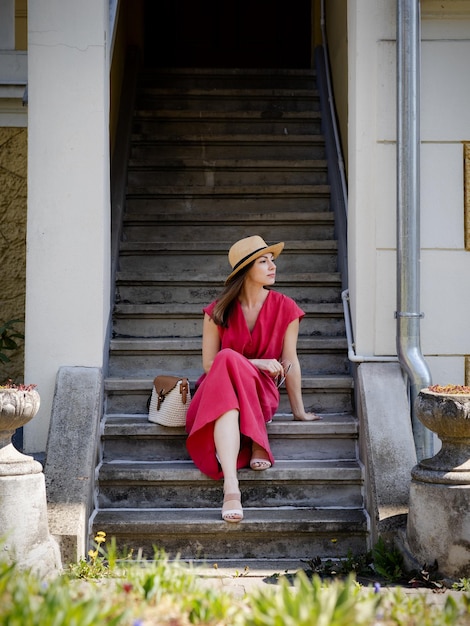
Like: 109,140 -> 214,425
225,235 -> 284,284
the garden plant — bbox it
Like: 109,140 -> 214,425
2,532 -> 470,625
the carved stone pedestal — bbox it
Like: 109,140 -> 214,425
406,389 -> 470,578
0,389 -> 61,577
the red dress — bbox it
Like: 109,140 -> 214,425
185,290 -> 305,479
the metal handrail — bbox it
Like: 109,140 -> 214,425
315,3 -> 348,291
342,290 -> 398,363
320,0 -> 348,217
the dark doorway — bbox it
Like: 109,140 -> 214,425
144,0 -> 311,68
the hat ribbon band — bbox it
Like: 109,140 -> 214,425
232,246 -> 267,271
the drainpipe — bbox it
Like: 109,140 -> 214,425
396,0 -> 433,460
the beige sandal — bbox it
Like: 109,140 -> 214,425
250,444 -> 272,471
222,492 -> 243,523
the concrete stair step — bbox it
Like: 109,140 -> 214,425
91,508 -> 368,560
118,240 -> 338,273
104,375 -> 354,415
130,134 -> 325,161
107,336 -> 349,377
136,88 -> 320,112
112,302 -> 346,339
102,413 -> 358,462
132,110 -> 322,137
137,67 -> 317,90
115,272 -> 342,306
115,270 -> 341,284
127,158 -> 328,186
122,211 -> 335,242
109,336 -> 347,350
124,184 -> 330,213
97,459 -> 363,510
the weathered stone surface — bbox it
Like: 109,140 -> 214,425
0,389 -> 40,447
407,389 -> 470,578
44,366 -> 103,565
407,481 -> 470,579
356,362 -> 417,544
0,467 -> 61,577
414,390 -> 470,479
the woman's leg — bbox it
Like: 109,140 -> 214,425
214,409 -> 243,521
250,440 -> 272,471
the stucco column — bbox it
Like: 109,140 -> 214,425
25,0 -> 110,452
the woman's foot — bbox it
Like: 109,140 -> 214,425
250,443 -> 272,471
222,491 -> 243,523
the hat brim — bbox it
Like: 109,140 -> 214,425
225,241 -> 284,284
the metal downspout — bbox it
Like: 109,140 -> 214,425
396,0 -> 433,460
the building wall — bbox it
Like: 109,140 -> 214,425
15,0 -> 27,50
348,0 -> 470,386
0,127 -> 27,383
24,0 -> 111,452
0,1 -> 29,383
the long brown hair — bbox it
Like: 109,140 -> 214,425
211,261 -> 254,327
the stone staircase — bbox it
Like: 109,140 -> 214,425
93,67 -> 368,565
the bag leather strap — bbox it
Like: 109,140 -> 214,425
154,375 -> 190,410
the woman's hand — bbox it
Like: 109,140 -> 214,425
250,358 -> 285,379
293,411 -> 322,422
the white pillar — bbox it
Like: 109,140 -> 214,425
25,0 -> 110,451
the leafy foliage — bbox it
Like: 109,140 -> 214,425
4,534 -> 470,626
0,319 -> 24,365
372,536 -> 405,582
246,572 -> 379,626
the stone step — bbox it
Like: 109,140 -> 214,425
97,459 -> 363,510
112,302 -> 346,339
132,110 -> 323,137
102,413 -> 358,462
104,376 -> 354,415
91,508 -> 368,561
129,134 -> 326,161
107,336 -> 349,378
127,158 -> 328,187
137,67 -> 317,90
115,272 -> 342,305
118,240 -> 338,274
122,211 -> 335,242
124,184 -> 330,213
135,88 -> 321,112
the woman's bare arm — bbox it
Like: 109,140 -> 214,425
282,319 -> 321,421
202,313 -> 221,373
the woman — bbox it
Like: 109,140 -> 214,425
185,235 -> 320,523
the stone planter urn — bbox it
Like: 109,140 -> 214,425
0,385 -> 62,576
0,386 -> 41,469
406,386 -> 470,578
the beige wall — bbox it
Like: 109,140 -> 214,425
0,127 -> 27,383
15,0 -> 27,50
347,0 -> 470,387
325,0 -> 348,173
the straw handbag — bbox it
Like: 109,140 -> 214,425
147,375 -> 191,427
